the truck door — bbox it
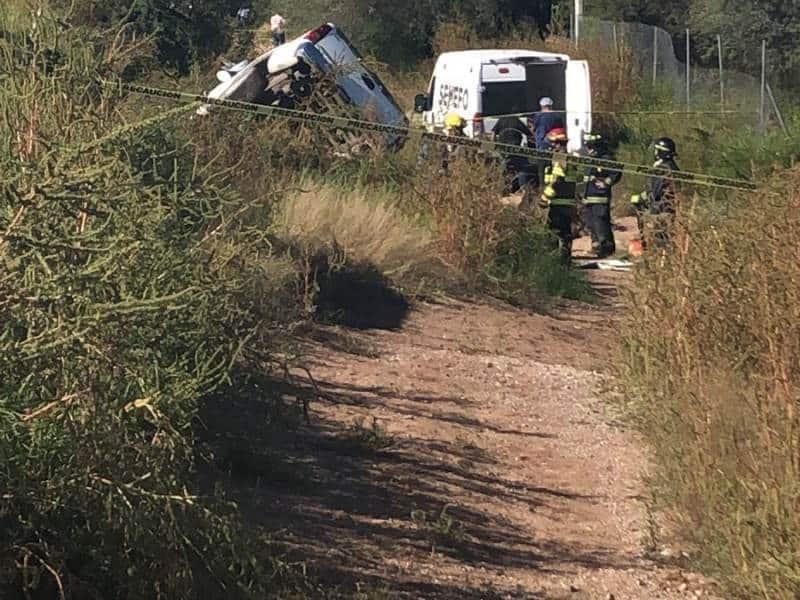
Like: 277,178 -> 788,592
565,59 -> 592,153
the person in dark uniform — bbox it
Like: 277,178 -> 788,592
630,137 -> 680,250
540,127 -> 581,265
581,132 -> 622,258
492,117 -> 537,197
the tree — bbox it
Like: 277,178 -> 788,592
583,0 -> 689,30
66,0 -> 241,75
585,0 -> 800,89
337,0 -> 558,64
690,0 -> 800,88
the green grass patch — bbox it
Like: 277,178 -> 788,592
488,218 -> 594,305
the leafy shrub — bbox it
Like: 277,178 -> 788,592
0,8 -> 292,599
488,215 -> 593,304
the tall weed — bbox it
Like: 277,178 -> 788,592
618,169 -> 800,599
421,154 -> 509,281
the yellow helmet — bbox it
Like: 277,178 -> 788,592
444,112 -> 465,130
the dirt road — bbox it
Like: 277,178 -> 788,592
211,222 -> 720,599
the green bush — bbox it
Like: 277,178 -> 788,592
488,215 -> 593,305
0,7 -> 293,598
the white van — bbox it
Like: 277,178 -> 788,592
198,23 -> 408,151
413,50 -> 591,153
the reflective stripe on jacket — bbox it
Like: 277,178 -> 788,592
583,151 -> 622,204
541,159 -> 581,206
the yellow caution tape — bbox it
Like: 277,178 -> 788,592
107,81 -> 758,193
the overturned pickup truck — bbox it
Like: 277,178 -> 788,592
197,23 -> 408,155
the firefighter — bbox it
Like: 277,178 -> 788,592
630,137 -> 680,250
440,112 -> 467,174
540,127 -> 581,265
582,133 -> 622,258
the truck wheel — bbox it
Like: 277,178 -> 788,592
290,79 -> 313,98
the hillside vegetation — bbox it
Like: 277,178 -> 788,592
618,165 -> 800,598
0,3 -> 589,599
2,0 -> 800,598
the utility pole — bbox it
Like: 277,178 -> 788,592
652,27 -> 658,86
717,35 -> 724,111
686,29 -> 691,108
574,0 -> 583,46
759,40 -> 766,133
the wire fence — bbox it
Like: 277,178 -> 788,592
577,16 -> 784,131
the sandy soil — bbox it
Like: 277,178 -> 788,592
207,218 -> 722,599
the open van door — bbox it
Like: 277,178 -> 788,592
566,60 -> 591,153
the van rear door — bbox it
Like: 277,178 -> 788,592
565,59 -> 591,152
479,62 -> 528,135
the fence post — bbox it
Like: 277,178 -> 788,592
685,29 -> 691,108
767,83 -> 788,135
652,27 -> 658,86
759,39 -> 766,133
717,35 -> 724,111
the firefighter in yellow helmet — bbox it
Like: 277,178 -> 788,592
539,127 -> 581,265
440,112 -> 467,174
444,112 -> 466,134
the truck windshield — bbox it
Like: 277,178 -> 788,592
481,81 -> 530,117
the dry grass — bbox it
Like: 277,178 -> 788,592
618,168 -> 800,599
274,184 -> 435,281
421,154 -> 510,279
